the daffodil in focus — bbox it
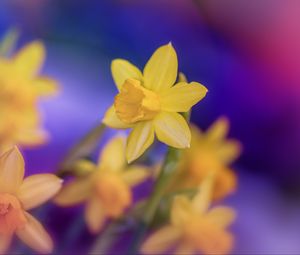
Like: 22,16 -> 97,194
0,41 -> 58,152
0,146 -> 62,254
141,177 -> 236,255
169,118 -> 241,200
54,135 -> 150,233
102,43 -> 208,163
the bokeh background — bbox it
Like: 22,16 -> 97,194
1,0 -> 300,254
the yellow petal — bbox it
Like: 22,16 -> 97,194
121,165 -> 149,186
13,41 -> 45,77
126,121 -> 154,163
171,195 -> 193,227
16,212 -> 53,254
160,82 -> 208,112
54,177 -> 91,206
0,146 -> 24,193
154,112 -> 191,148
18,174 -> 62,210
85,197 -> 106,234
218,140 -> 242,164
206,117 -> 229,142
214,168 -> 237,201
140,226 -> 181,255
33,77 -> 59,97
143,43 -> 178,92
102,105 -> 132,129
192,176 -> 213,213
16,129 -> 49,147
207,206 -> 236,228
98,135 -> 126,172
111,59 -> 143,91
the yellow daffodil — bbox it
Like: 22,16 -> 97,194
102,43 -> 208,163
0,41 -> 58,152
54,135 -> 150,233
170,118 -> 241,201
0,146 -> 62,254
141,177 -> 236,255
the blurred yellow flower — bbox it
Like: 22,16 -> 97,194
0,146 -> 62,254
102,43 -> 207,163
0,41 -> 58,152
170,118 -> 241,200
54,135 -> 150,233
141,177 -> 236,255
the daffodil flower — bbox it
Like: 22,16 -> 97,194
0,146 -> 62,254
141,177 -> 236,255
102,43 -> 207,163
0,41 -> 58,151
170,118 -> 241,200
54,135 -> 150,233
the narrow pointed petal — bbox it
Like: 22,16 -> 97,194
15,129 -> 48,147
154,112 -> 191,148
13,41 -> 45,77
141,226 -> 181,254
171,195 -> 193,226
143,43 -> 178,92
16,212 -> 53,254
160,82 -> 207,112
99,135 -> 126,172
121,166 -> 149,187
192,176 -> 213,213
18,174 -> 62,210
0,146 -> 24,193
218,140 -> 242,164
206,117 -> 229,142
111,59 -> 143,91
33,77 -> 59,97
207,206 -> 236,228
85,197 -> 106,234
102,105 -> 132,129
126,121 -> 154,163
54,177 -> 91,206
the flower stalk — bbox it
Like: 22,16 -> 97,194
57,122 -> 106,177
127,147 -> 182,253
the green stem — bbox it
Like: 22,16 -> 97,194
127,146 -> 182,254
127,110 -> 191,254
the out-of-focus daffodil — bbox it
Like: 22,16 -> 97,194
102,43 -> 207,163
0,146 -> 62,254
54,135 -> 150,233
0,41 -> 58,152
169,118 -> 241,200
141,177 -> 236,255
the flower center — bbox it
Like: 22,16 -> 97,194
114,78 -> 161,124
95,173 -> 132,218
189,151 -> 221,179
0,193 -> 27,235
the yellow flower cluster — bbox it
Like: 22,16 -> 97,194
141,177 -> 236,255
0,41 -> 58,152
55,135 -> 150,233
0,38 -> 241,255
